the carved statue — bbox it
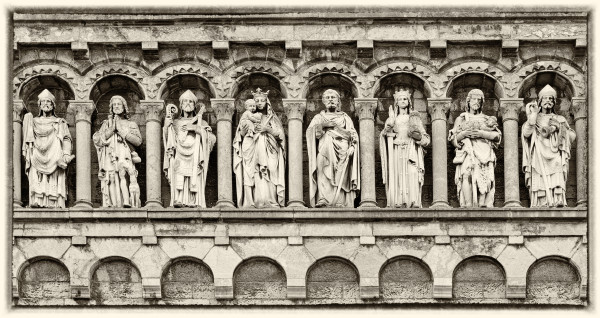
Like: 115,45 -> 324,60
93,95 -> 143,208
522,84 -> 576,207
380,89 -> 430,207
307,89 -> 360,207
22,89 -> 74,208
233,88 -> 286,208
448,89 -> 502,207
163,90 -> 216,208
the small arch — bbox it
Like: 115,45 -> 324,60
157,73 -> 216,104
232,257 -> 287,299
526,256 -> 581,300
517,71 -> 575,113
18,257 -> 70,299
231,72 -> 287,119
90,257 -> 143,304
161,257 -> 215,300
452,256 -> 506,299
446,72 -> 504,114
306,257 -> 359,300
379,256 -> 433,299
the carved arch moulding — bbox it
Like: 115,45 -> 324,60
513,60 -> 587,98
366,62 -> 438,98
13,64 -> 79,100
294,62 -> 367,99
152,63 -> 221,100
440,61 -> 509,98
83,64 -> 151,100
224,61 -> 293,98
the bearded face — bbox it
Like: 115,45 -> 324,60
322,92 -> 340,112
39,99 -> 54,113
111,98 -> 125,115
468,95 -> 483,112
539,95 -> 555,110
254,96 -> 267,110
181,98 -> 196,113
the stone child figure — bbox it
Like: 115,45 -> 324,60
448,89 -> 502,207
239,99 -> 262,137
233,88 -> 286,208
22,89 -> 74,208
163,90 -> 216,208
307,89 -> 360,207
522,84 -> 576,207
380,89 -> 430,207
93,95 -> 143,208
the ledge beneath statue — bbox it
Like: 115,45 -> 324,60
12,207 -> 587,222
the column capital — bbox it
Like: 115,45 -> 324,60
354,98 -> 378,121
571,97 -> 587,121
426,98 -> 451,122
13,100 -> 25,123
283,99 -> 307,122
140,100 -> 164,123
211,98 -> 236,122
499,98 -> 523,122
68,100 -> 95,124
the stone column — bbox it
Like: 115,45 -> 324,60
426,98 -> 451,208
68,100 -> 96,209
140,100 -> 164,208
283,99 -> 307,207
355,98 -> 378,207
13,100 -> 25,207
211,99 -> 236,207
499,98 -> 523,207
571,97 -> 587,207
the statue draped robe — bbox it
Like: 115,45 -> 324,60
22,113 -> 73,208
379,112 -> 429,207
93,117 -> 143,207
522,112 -> 575,207
233,111 -> 286,208
448,113 -> 501,207
163,117 -> 216,207
307,111 -> 360,207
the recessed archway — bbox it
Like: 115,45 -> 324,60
452,256 -> 506,299
526,256 -> 581,301
306,257 -> 359,300
233,257 -> 287,299
19,258 -> 70,299
379,256 -> 433,299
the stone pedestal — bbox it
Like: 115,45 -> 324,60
500,98 -> 523,207
355,98 -> 378,207
13,100 -> 25,207
571,97 -> 587,207
140,100 -> 164,208
68,100 -> 96,209
212,99 -> 236,207
283,99 -> 307,207
427,98 -> 451,208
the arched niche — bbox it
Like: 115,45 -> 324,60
373,72 -> 432,208
160,74 -> 215,125
526,257 -> 581,300
232,73 -> 285,125
90,258 -> 143,304
233,257 -> 286,299
19,258 -> 70,299
161,258 -> 215,300
446,73 -> 505,208
89,75 -> 146,208
379,256 -> 433,299
305,73 -> 358,119
452,256 -> 506,299
19,75 -> 76,208
306,257 -> 359,300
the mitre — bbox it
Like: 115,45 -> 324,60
38,89 -> 56,103
538,84 -> 557,99
179,90 -> 198,102
393,89 -> 411,100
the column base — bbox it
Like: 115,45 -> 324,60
576,200 -> 588,208
430,201 -> 451,209
73,200 -> 93,209
287,200 -> 306,208
216,200 -> 235,208
359,200 -> 377,208
503,200 -> 523,208
13,200 -> 23,208
144,200 -> 163,209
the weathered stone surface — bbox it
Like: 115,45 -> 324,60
524,237 -> 581,259
497,245 -> 537,282
527,258 -> 580,300
304,237 -> 360,260
202,246 -> 242,287
451,237 -> 508,259
380,258 -> 433,299
422,244 -> 463,280
350,245 -> 387,283
19,259 -> 70,299
230,237 -> 288,260
276,245 -> 315,284
233,259 -> 286,299
162,259 -> 214,299
453,258 -> 506,299
131,245 -> 171,278
88,237 -> 142,260
90,259 -> 143,305
158,238 -> 214,260
376,237 -> 434,259
306,258 -> 359,299
60,245 -> 99,283
16,237 -> 71,260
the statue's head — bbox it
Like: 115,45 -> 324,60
244,99 -> 256,113
251,88 -> 270,111
109,95 -> 129,118
537,84 -> 557,111
322,89 -> 341,112
393,89 -> 412,111
179,90 -> 198,115
466,89 -> 485,113
37,89 -> 56,116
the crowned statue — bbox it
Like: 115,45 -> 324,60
22,89 -> 75,208
233,88 -> 286,208
380,89 -> 430,207
522,84 -> 576,207
307,89 -> 360,207
163,90 -> 216,208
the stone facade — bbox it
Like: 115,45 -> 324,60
11,8 -> 588,306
